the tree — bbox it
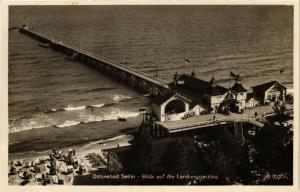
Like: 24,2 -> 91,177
236,142 -> 253,184
129,121 -> 153,174
285,94 -> 293,104
162,137 -> 198,175
253,123 -> 289,183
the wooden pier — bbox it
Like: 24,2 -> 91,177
145,110 -> 266,138
19,26 -> 172,96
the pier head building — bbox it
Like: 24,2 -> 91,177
151,71 -> 287,123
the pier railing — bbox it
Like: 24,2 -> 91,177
19,26 -> 171,96
156,116 -> 265,133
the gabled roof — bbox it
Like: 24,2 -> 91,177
176,74 -> 227,96
151,92 -> 191,105
230,82 -> 247,93
176,88 -> 209,108
246,93 -> 254,102
251,81 -> 287,93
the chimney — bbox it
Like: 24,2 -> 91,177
210,76 -> 216,87
173,72 -> 178,88
191,70 -> 196,78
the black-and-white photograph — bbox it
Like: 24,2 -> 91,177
7,4 -> 295,186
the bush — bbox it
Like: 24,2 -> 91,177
285,94 -> 293,104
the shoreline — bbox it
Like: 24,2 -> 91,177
9,115 -> 142,155
8,133 -> 134,161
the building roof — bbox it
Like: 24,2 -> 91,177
151,92 -> 191,105
176,74 -> 228,96
230,82 -> 247,93
246,93 -> 254,102
251,81 -> 287,93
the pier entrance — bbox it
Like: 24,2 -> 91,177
165,99 -> 186,115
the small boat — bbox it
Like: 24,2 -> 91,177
38,43 -> 50,48
65,53 -> 78,61
118,117 -> 127,122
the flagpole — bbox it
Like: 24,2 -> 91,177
229,72 -> 231,91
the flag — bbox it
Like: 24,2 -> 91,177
184,58 -> 190,64
210,76 -> 215,84
230,72 -> 237,78
230,72 -> 240,81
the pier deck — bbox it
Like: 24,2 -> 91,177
19,26 -> 172,96
156,105 -> 279,133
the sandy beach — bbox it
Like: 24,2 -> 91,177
8,115 -> 142,186
8,131 -> 134,185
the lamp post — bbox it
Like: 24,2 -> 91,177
139,108 -> 146,123
213,114 -> 216,126
248,107 -> 251,122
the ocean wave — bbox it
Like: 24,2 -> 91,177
113,94 -> 132,102
44,103 -> 106,113
10,109 -> 140,133
56,120 -> 80,128
82,110 -> 140,124
44,108 -> 64,113
91,103 -> 105,108
64,105 -> 86,111
61,87 -> 111,94
9,124 -> 51,134
86,87 -> 115,93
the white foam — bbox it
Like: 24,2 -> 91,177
82,110 -> 140,123
64,105 -> 86,111
9,109 -> 140,133
9,114 -> 58,133
91,103 -> 105,108
113,94 -> 132,102
9,124 -> 51,134
56,120 -> 80,128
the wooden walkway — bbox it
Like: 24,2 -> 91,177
156,115 -> 264,133
153,106 -> 279,134
19,26 -> 171,96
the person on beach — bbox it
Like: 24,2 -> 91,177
9,161 -> 17,175
22,171 -> 30,180
42,173 -> 48,186
78,165 -> 83,175
66,149 -> 74,165
52,147 -> 60,159
49,155 -> 56,175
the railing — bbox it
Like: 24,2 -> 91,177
162,118 -> 229,130
158,116 -> 266,132
21,27 -> 170,89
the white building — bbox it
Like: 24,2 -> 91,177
151,93 -> 205,122
173,74 -> 228,113
251,81 -> 287,105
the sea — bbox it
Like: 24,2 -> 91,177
8,5 -> 293,154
